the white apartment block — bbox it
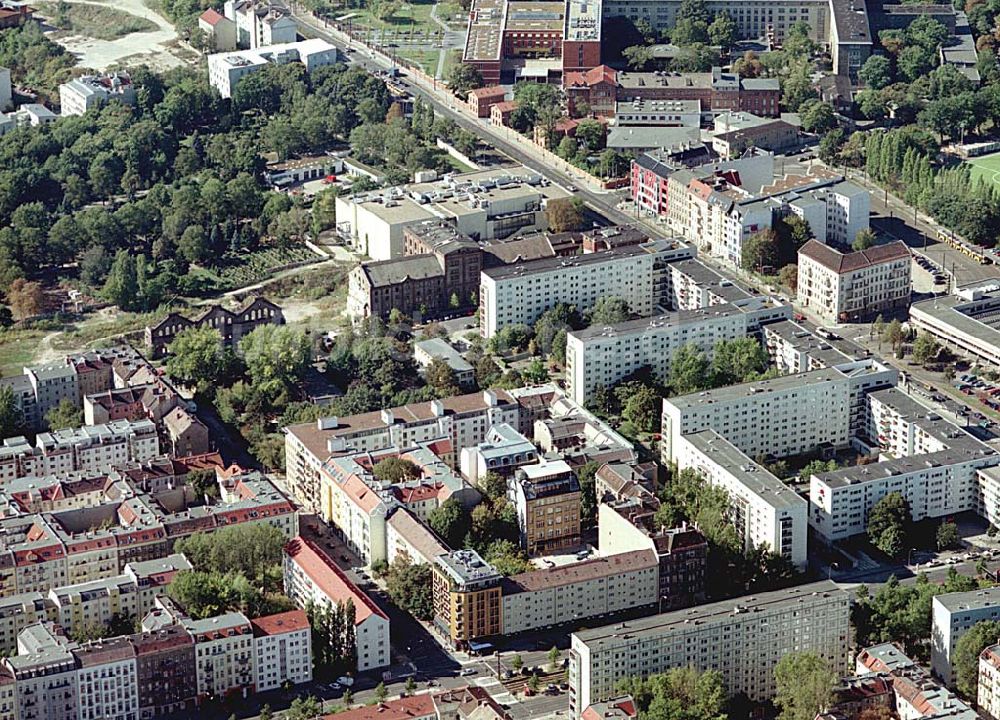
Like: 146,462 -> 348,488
284,390 -> 519,512
565,302 -> 790,405
223,0 -> 297,49
207,39 -> 338,99
0,419 -> 159,483
809,388 -> 999,542
673,430 -> 808,568
932,587 -> 1000,687
283,537 -> 390,672
798,240 -> 911,323
0,67 -> 10,112
480,242 -> 676,339
822,182 -> 871,245
59,73 -> 136,117
660,360 -> 896,464
980,643 -> 1000,720
185,613 -> 255,699
568,581 -> 850,719
251,610 -> 313,692
7,626 -> 78,720
73,638 -> 138,720
910,287 -> 1000,369
501,550 -> 659,635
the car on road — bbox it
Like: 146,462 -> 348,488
565,185 -> 577,193
337,676 -> 355,687
460,668 -> 478,676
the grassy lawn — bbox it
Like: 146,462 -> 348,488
0,329 -> 46,377
39,2 -> 158,40
398,48 -> 441,73
966,151 -> 1000,191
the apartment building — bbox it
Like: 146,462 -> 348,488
284,390 -> 519,512
932,586 -> 1000,686
797,240 -> 910,323
510,460 -> 581,555
630,152 -> 870,266
185,612 -> 255,702
207,39 -> 338,99
564,303 -> 787,405
852,643 -> 977,720
459,423 -> 539,486
385,508 -> 450,567
131,625 -> 196,719
597,502 -> 707,610
762,319 -> 854,374
336,168 -> 553,262
432,550 -> 503,650
480,240 -> 693,338
568,580 -> 850,718
198,8 -> 237,51
222,0 -> 297,48
414,338 -> 476,390
8,624 -> 80,720
73,637 -> 138,720
660,360 -> 896,463
982,644 -> 1000,720
500,550 -> 658,634
0,419 -> 160,482
673,429 -> 808,568
810,388 -> 999,542
282,537 -> 390,672
250,610 -> 312,692
59,73 -> 135,116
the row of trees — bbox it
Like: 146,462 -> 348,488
307,598 -> 359,676
618,651 -> 839,720
168,524 -> 292,619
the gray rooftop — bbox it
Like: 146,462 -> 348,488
666,366 -> 847,411
573,581 -> 847,649
435,549 -> 501,587
482,241 -> 665,282
568,304 -> 743,341
933,585 -> 1000,613
361,255 -> 442,287
414,338 -> 473,374
606,126 -> 701,150
683,429 -> 808,510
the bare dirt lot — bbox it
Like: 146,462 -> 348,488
45,0 -> 194,71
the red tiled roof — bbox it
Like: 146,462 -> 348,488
565,64 -> 616,88
470,86 -> 506,100
251,609 -> 309,637
284,536 -> 388,624
199,8 -> 226,25
321,695 -> 436,720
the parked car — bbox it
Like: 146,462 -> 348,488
460,668 -> 478,677
337,676 -> 355,687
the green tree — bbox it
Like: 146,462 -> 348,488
286,696 -> 323,720
372,457 -> 421,484
374,682 -> 388,703
546,197 -> 586,232
103,250 -> 138,310
425,357 -> 461,397
859,54 -> 893,90
670,343 -> 710,395
511,654 -> 524,671
800,100 -> 836,133
779,264 -> 798,294
405,676 -> 417,695
166,325 -> 234,390
239,325 -> 311,396
954,620 -> 1000,696
741,227 -> 779,271
936,521 -> 960,551
708,12 -> 737,50
621,383 -> 662,433
912,333 -> 941,365
0,386 -> 24,438
710,337 -> 768,386
44,398 -> 82,431
547,646 -> 561,670
867,492 -> 911,558
428,497 -> 472,548
618,667 -> 727,720
852,228 -> 877,251
774,652 -> 837,720
447,63 -> 484,98
588,296 -> 630,326
385,559 -> 434,620
577,460 -> 600,526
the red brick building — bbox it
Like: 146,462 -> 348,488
468,86 -> 507,117
564,64 -> 617,116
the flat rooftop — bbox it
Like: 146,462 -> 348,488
683,429 -> 808,510
933,585 -> 1000,613
505,0 -> 564,31
436,549 -> 501,586
830,0 -> 872,44
569,304 -> 743,341
482,241 -> 667,281
813,387 -> 997,488
616,71 -> 712,90
616,98 -> 701,115
762,319 -> 855,366
463,0 -> 506,62
666,366 -> 847,411
573,581 -> 847,649
912,290 -> 1000,346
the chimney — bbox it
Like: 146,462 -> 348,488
381,409 -> 395,425
483,389 -> 498,407
431,399 -> 445,417
317,417 -> 339,431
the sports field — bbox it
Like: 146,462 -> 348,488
965,150 -> 1000,189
